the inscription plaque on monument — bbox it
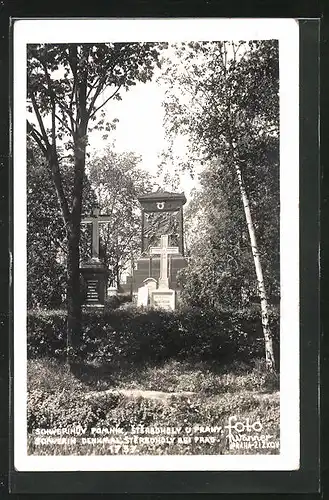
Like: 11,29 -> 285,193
86,279 -> 98,303
151,289 -> 176,310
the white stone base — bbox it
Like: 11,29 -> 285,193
150,288 -> 176,311
83,304 -> 104,309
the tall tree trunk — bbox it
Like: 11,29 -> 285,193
234,162 -> 276,371
47,154 -> 79,361
116,261 -> 120,289
66,226 -> 82,352
66,61 -> 88,360
66,134 -> 86,357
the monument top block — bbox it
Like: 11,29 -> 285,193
138,191 -> 186,213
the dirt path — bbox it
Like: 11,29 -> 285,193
85,388 -> 196,401
85,387 -> 279,404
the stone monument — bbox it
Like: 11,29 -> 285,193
139,191 -> 186,255
124,191 -> 188,310
149,234 -> 179,309
80,206 -> 111,307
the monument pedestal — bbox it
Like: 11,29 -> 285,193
80,257 -> 108,307
150,288 -> 176,310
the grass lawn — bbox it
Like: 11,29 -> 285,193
27,357 -> 280,456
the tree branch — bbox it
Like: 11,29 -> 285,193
56,237 -> 68,255
89,84 -> 122,119
36,58 -> 72,228
55,112 -> 72,134
86,47 -> 130,116
30,92 -> 50,149
27,121 -> 47,155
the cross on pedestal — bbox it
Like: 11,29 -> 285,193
150,235 -> 179,289
81,207 -> 112,260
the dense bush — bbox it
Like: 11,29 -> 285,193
27,386 -> 124,433
27,305 -> 279,367
104,294 -> 132,310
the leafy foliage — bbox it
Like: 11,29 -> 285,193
86,148 -> 154,285
161,41 -> 279,314
180,156 -> 279,309
161,41 -> 279,163
27,42 -> 165,149
27,145 -> 96,308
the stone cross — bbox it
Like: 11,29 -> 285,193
150,234 -> 179,288
81,207 -> 112,260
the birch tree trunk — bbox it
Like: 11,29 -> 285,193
234,162 -> 276,371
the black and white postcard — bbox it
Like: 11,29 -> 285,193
13,18 -> 300,472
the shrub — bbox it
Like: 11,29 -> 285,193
27,305 -> 280,367
104,293 -> 132,311
27,387 -> 124,433
27,309 -> 67,358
